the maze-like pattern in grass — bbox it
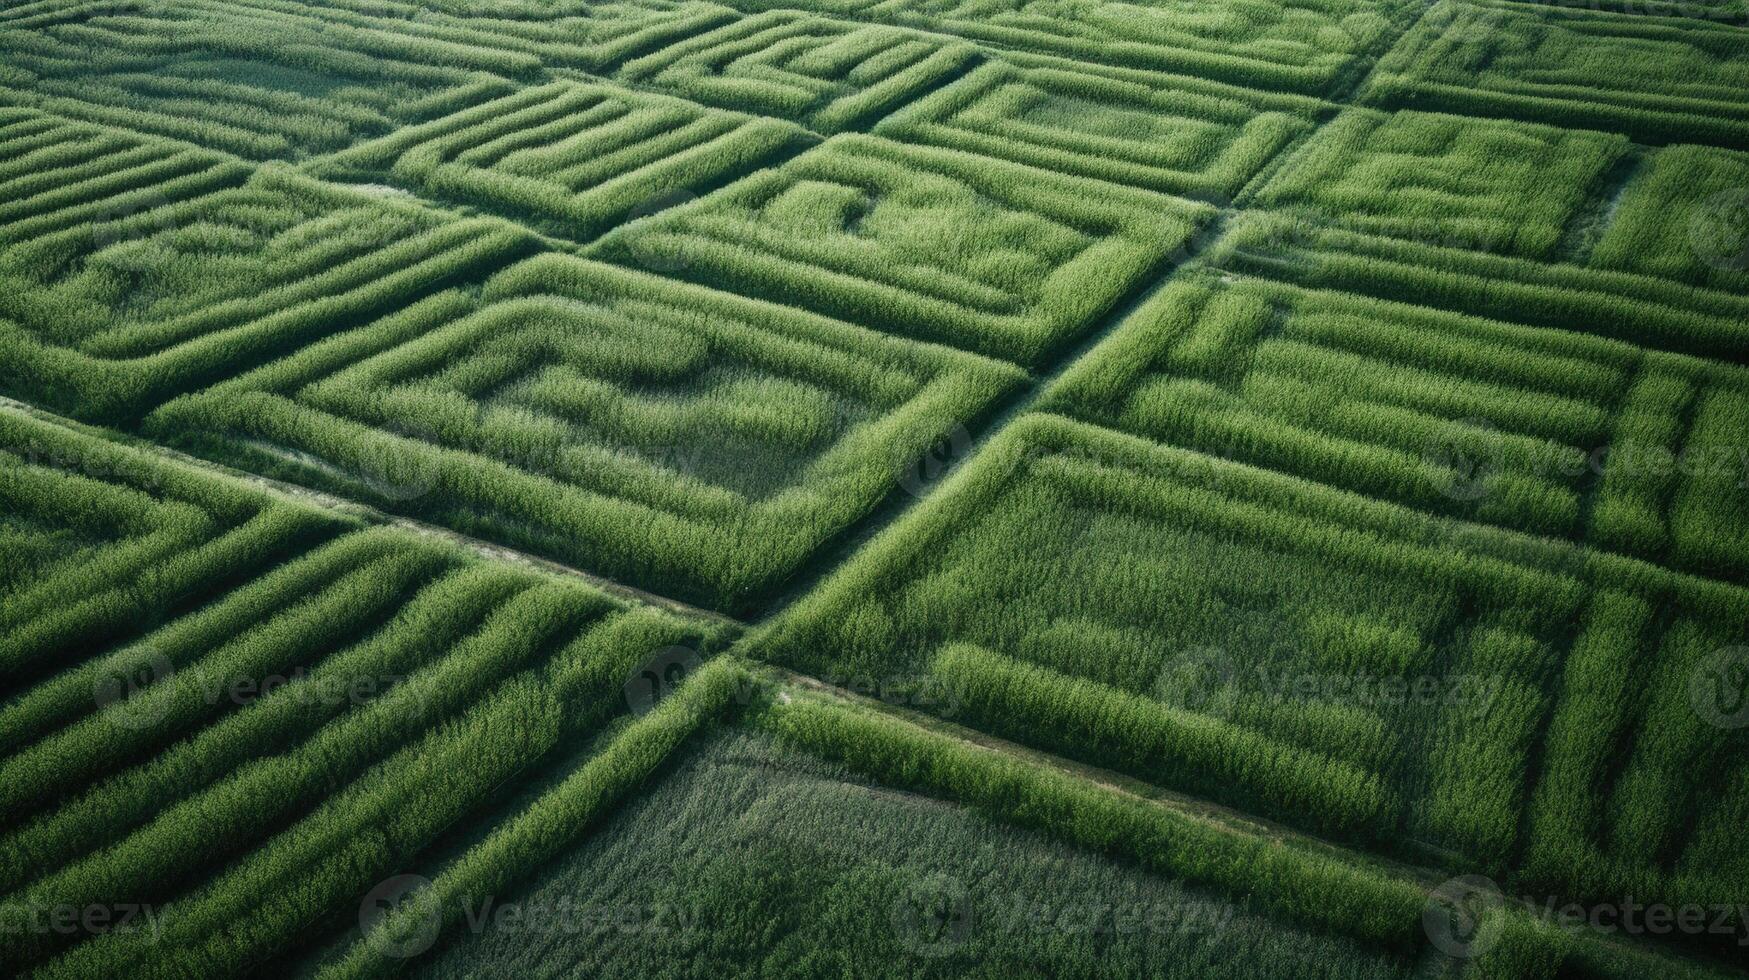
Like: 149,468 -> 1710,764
147,254 -> 1025,615
0,411 -> 343,701
1042,269 -> 1749,583
590,134 -> 1213,367
311,81 -> 812,242
710,0 -> 1420,96
618,11 -> 978,133
0,409 -> 727,978
1253,108 -> 1631,260
750,411 -> 1749,913
1366,0 -> 1749,150
874,56 -> 1316,197
0,0 -> 541,160
0,107 -> 246,245
245,0 -> 742,74
0,141 -> 534,423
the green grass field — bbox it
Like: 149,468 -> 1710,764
1,0 -> 1747,975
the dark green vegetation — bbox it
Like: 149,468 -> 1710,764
146,253 -> 1024,614
2,0 -> 1747,974
590,133 -> 1214,366
0,412 -> 728,978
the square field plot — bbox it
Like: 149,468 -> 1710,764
0,133 -> 534,424
616,12 -> 978,133
1041,267 -> 1749,584
749,412 -> 1749,917
1365,0 -> 1749,150
310,81 -> 813,243
712,0 -> 1419,96
874,57 -> 1318,198
1252,109 -> 1630,260
590,134 -> 1215,368
147,254 -> 1025,616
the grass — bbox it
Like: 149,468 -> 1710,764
745,412 -> 1749,928
1365,0 -> 1749,150
590,133 -> 1214,367
3,0 -> 1748,974
308,80 -> 813,242
146,253 -> 1025,614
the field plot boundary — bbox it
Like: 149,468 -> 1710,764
0,396 -> 744,630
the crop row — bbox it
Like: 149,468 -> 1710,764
1364,0 -> 1749,150
0,411 -> 726,976
705,0 -> 1423,96
1249,109 -> 1749,294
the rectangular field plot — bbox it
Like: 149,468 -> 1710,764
590,134 -> 1214,367
1040,268 -> 1749,582
1365,0 -> 1749,150
147,254 -> 1025,615
873,57 -> 1318,197
616,12 -> 979,133
748,412 -> 1749,919
310,81 -> 813,242
1252,108 -> 1631,260
0,149 -> 533,424
711,0 -> 1419,96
